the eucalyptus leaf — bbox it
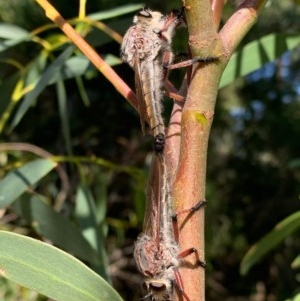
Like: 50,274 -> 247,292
0,159 -> 56,208
75,184 -> 110,280
0,72 -> 21,116
0,23 -> 29,39
284,293 -> 300,301
0,23 -> 30,51
291,254 -> 300,269
0,231 -> 124,301
10,45 -> 75,129
240,211 -> 300,275
87,4 -> 144,21
220,33 -> 300,88
13,196 -> 101,265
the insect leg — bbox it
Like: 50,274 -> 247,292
177,247 -> 207,268
162,51 -> 187,102
163,79 -> 186,102
163,55 -> 219,101
173,268 -> 191,301
174,200 -> 207,217
172,200 -> 207,267
167,56 -> 219,70
172,200 -> 207,242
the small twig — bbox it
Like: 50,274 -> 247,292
210,0 -> 226,29
34,0 -> 138,109
220,0 -> 268,55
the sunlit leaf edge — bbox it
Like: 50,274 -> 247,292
240,211 -> 300,275
0,231 -> 124,301
220,33 -> 300,89
0,158 -> 56,208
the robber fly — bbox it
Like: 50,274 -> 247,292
134,153 -> 206,301
121,9 -> 183,153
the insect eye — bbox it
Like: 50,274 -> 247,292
149,282 -> 167,293
137,9 -> 152,18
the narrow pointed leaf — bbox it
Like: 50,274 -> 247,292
75,184 -> 109,279
284,293 -> 300,301
13,196 -> 101,265
0,231 -> 124,301
0,159 -> 56,208
291,254 -> 300,269
240,211 -> 300,275
220,33 -> 300,88
0,24 -> 30,51
87,4 -> 144,20
10,45 -> 75,129
0,24 -> 29,39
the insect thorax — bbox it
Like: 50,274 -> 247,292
134,233 -> 179,277
121,9 -> 175,67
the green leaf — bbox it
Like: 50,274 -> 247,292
0,24 -> 30,51
76,185 -> 101,252
0,23 -> 29,39
0,231 -> 124,301
13,196 -> 101,265
291,254 -> 300,269
24,53 -> 48,87
56,79 -> 73,155
220,33 -> 300,88
284,293 -> 300,301
0,72 -> 21,117
48,54 -> 121,85
10,45 -> 75,129
288,158 -> 300,169
87,4 -> 144,21
0,159 -> 56,208
75,184 -> 109,279
57,55 -> 91,79
240,211 -> 300,275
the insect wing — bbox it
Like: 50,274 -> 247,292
120,25 -> 137,67
143,154 -> 164,239
134,60 -> 149,135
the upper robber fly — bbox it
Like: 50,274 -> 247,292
121,8 -> 183,153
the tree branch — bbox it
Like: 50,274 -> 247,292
171,1 -> 268,301
220,0 -> 268,55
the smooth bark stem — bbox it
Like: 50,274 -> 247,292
172,1 -> 268,301
165,77 -> 187,184
173,64 -> 220,301
172,1 -> 221,300
185,0 -> 223,59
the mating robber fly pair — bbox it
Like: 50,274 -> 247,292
121,7 -> 212,301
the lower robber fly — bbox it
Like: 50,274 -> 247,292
121,8 -> 183,153
134,153 -> 206,301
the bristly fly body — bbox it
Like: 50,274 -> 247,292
134,153 -> 206,301
121,9 -> 182,153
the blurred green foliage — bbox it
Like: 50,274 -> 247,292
0,0 -> 300,301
